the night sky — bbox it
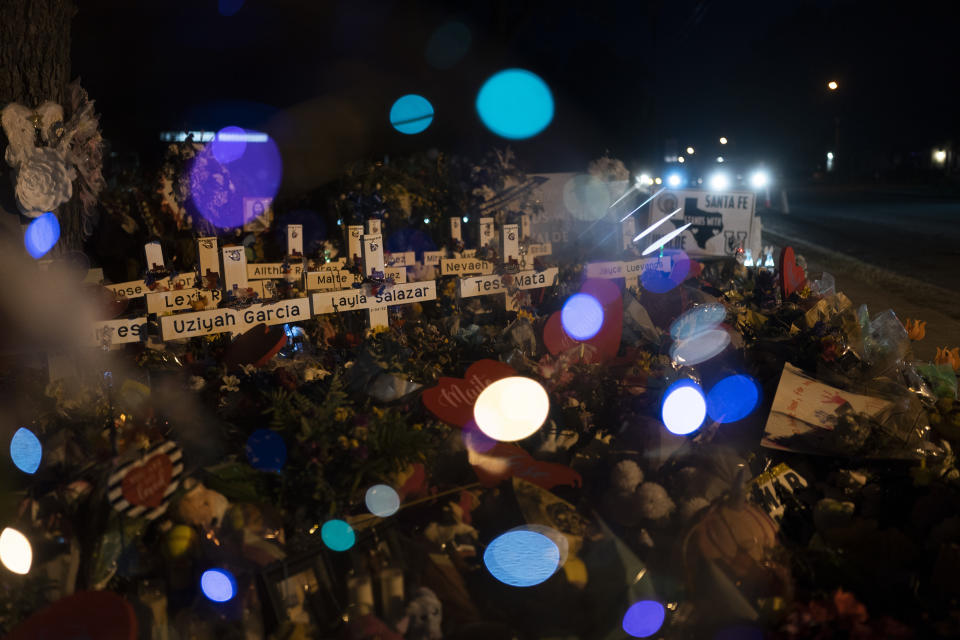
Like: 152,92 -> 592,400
72,0 -> 958,185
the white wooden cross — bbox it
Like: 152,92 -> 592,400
197,237 -> 221,290
454,218 -> 558,311
221,244 -> 249,298
518,213 -> 552,268
310,233 -> 436,330
95,242 -> 198,349
585,255 -> 671,291
243,225 -> 308,300
459,266 -> 559,312
478,216 -> 496,253
347,225 -> 364,266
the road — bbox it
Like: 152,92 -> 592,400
762,187 -> 960,294
759,186 -> 960,358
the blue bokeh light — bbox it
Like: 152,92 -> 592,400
425,21 -> 472,69
24,212 -> 60,259
661,380 -> 707,435
321,519 -> 356,552
365,484 -> 400,518
245,429 -> 287,472
670,303 -> 727,340
641,248 -> 692,294
390,95 -> 435,134
10,427 -> 42,474
561,293 -> 605,341
188,129 -> 282,229
218,0 -> 244,16
483,530 -> 560,587
476,69 -> 554,139
707,375 -> 760,424
622,600 -> 666,638
211,126 -> 248,164
201,568 -> 237,602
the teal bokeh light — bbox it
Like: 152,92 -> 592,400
390,95 -> 434,134
476,69 -> 554,139
321,519 -> 356,551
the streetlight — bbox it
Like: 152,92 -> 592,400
678,156 -> 685,163
686,146 -> 695,155
716,156 -> 724,163
827,80 -> 838,91
719,137 -> 728,145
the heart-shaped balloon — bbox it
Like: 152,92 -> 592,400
422,359 -> 516,427
543,278 -> 622,364
121,452 -> 173,508
779,246 -> 806,298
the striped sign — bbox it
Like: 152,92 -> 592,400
107,440 -> 183,520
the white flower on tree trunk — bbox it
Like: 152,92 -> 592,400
13,147 -> 75,217
2,94 -> 103,227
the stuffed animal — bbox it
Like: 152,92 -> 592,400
396,587 -> 442,640
172,478 -> 230,528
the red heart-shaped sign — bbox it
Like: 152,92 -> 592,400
422,359 -> 516,427
543,278 -> 622,364
779,246 -> 806,298
121,453 -> 173,508
469,442 -> 582,490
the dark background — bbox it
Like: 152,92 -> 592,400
73,0 -> 959,183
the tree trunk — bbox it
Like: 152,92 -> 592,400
0,0 -> 80,252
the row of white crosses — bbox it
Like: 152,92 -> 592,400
437,215 -> 558,312
89,211 -> 562,347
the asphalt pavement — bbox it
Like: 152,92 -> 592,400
760,185 -> 960,360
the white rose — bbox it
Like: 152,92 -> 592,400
15,148 -> 75,217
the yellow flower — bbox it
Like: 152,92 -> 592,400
935,347 -> 960,372
334,407 -> 351,422
412,423 -> 423,431
337,435 -> 350,448
905,318 -> 927,341
517,309 -> 534,322
350,438 -> 360,448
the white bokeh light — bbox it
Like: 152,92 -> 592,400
474,377 -> 550,441
661,381 -> 707,435
0,527 -> 32,575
